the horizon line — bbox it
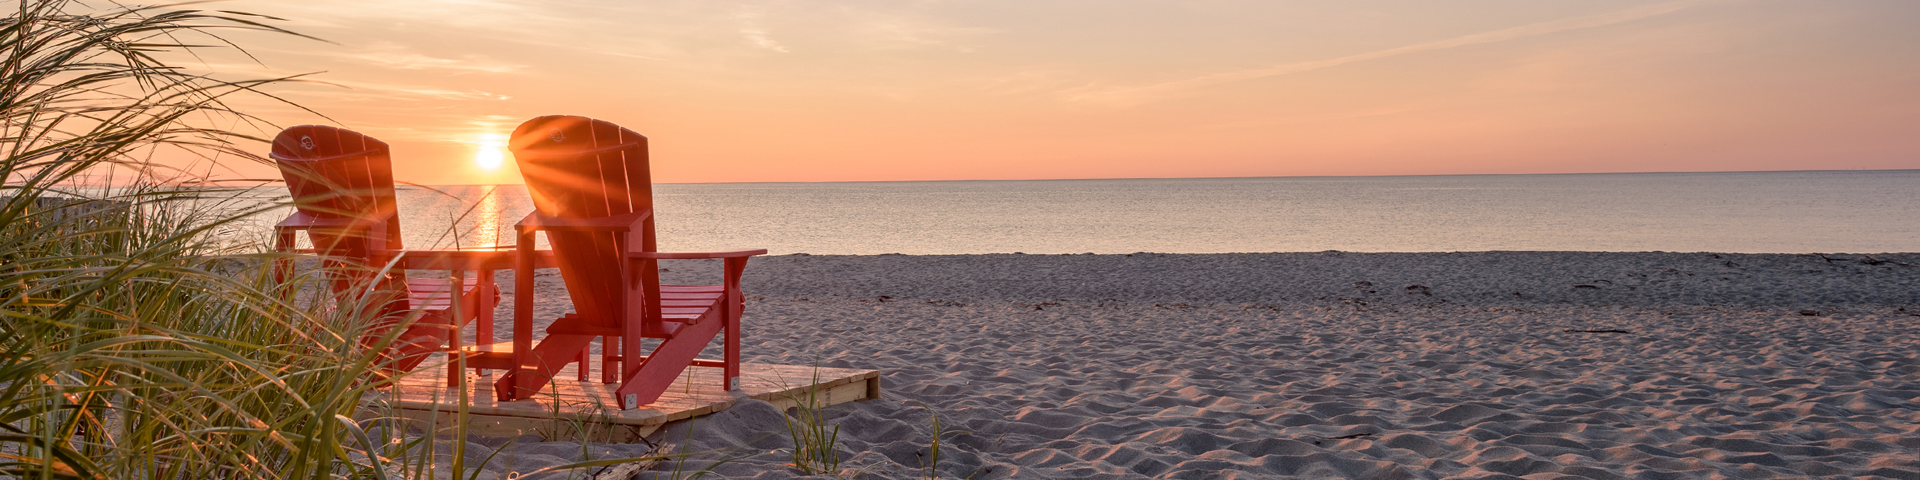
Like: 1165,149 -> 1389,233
413,167 -> 1918,187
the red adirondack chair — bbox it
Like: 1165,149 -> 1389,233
496,115 -> 765,409
271,125 -> 509,378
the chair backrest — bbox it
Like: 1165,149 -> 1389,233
272,125 -> 404,267
509,116 -> 657,330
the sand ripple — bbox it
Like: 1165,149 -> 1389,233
473,252 -> 1919,479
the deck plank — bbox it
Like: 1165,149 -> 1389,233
364,358 -> 881,442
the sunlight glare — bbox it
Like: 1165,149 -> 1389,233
474,133 -> 506,170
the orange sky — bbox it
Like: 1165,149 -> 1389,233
198,0 -> 1919,185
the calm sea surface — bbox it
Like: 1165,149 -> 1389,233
263,170 -> 1918,254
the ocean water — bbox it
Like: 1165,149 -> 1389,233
269,170 -> 1918,255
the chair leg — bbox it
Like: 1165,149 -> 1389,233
614,315 -> 724,409
442,278 -> 492,388
577,344 -> 590,382
724,310 -> 741,391
602,337 -> 620,385
446,326 -> 463,388
447,354 -> 462,387
496,333 -> 596,401
272,229 -> 295,285
387,310 -> 452,373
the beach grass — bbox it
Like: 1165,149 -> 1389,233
0,2 -> 657,478
779,366 -> 843,476
1,1 -> 358,477
913,402 -> 967,480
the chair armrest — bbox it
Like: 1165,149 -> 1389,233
275,211 -> 359,230
276,211 -> 395,233
387,248 -> 528,270
514,210 -> 651,233
630,249 -> 768,260
629,250 -> 766,291
274,212 -> 394,253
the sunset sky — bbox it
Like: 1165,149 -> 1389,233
205,0 -> 1918,185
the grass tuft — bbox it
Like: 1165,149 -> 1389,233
780,365 -> 843,476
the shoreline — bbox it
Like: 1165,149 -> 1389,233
661,251 -> 1920,308
450,252 -> 1919,479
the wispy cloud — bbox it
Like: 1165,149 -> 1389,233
841,8 -> 995,52
737,10 -> 790,53
335,43 -> 526,73
1065,0 -> 1715,106
332,81 -> 512,101
256,76 -> 513,104
741,27 -> 790,53
347,114 -> 528,144
198,61 -> 514,102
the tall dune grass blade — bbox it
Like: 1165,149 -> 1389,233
0,1 -> 493,479
782,367 -> 841,475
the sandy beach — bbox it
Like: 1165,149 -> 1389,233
452,251 -> 1920,479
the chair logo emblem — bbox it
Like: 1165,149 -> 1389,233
299,136 -> 315,150
549,129 -> 566,143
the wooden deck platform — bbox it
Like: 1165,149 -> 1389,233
364,360 -> 881,443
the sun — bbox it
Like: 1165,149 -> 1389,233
474,133 -> 506,170
475,148 -> 504,170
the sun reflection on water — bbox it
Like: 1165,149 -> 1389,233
471,189 -> 501,248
